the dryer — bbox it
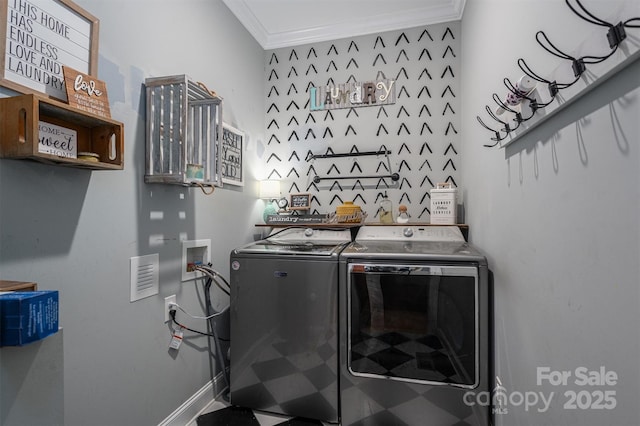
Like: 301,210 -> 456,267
229,227 -> 351,423
339,225 -> 491,426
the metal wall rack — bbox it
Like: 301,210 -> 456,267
307,149 -> 400,184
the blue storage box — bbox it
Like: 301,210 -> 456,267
0,290 -> 59,346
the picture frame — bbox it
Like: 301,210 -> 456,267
0,0 -> 100,101
221,123 -> 244,186
289,193 -> 311,210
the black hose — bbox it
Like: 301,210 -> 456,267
204,278 -> 230,399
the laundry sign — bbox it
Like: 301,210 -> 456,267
310,79 -> 395,111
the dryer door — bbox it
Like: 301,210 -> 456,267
346,262 -> 479,388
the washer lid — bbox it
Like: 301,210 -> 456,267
235,241 -> 349,256
234,227 -> 352,256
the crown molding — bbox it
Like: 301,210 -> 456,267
223,0 -> 466,50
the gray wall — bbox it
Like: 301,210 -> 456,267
0,0 -> 265,425
461,1 -> 639,425
2,0 -> 639,425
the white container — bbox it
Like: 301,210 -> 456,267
430,183 -> 457,224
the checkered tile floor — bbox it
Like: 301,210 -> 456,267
193,331 -> 479,426
230,328 -> 339,423
194,401 -> 334,426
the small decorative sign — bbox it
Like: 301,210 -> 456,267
310,79 -> 395,111
63,66 -> 111,118
289,193 -> 311,210
265,214 -> 327,225
221,123 -> 244,186
38,121 -> 77,158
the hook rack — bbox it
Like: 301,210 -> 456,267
478,0 -> 640,148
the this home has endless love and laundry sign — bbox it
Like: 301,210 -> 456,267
3,0 -> 97,101
309,79 -> 395,111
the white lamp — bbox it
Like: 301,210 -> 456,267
259,179 -> 281,200
259,180 -> 281,221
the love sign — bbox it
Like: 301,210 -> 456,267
63,66 -> 111,118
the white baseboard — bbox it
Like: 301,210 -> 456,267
157,373 -> 227,426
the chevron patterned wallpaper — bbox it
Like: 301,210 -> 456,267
262,22 -> 461,221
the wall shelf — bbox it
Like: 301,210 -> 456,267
0,93 -> 124,170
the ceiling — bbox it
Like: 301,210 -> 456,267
222,0 -> 466,49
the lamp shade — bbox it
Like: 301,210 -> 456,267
259,180 -> 281,199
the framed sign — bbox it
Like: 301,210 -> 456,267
221,123 -> 244,186
1,0 -> 99,101
289,193 -> 311,210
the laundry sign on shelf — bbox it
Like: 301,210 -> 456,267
63,66 -> 111,118
38,121 -> 77,159
310,79 -> 395,111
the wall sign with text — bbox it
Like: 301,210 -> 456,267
289,193 -> 311,210
310,79 -> 395,111
221,123 -> 244,186
1,0 -> 99,101
38,120 -> 77,158
63,66 -> 110,118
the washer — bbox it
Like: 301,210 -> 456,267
229,227 -> 351,423
339,225 -> 491,426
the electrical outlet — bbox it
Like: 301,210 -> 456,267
164,295 -> 177,323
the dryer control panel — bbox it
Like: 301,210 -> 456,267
355,225 -> 464,242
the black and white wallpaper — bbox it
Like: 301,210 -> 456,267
262,22 -> 461,221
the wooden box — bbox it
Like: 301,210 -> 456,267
145,75 -> 223,187
0,280 -> 38,292
0,94 -> 124,170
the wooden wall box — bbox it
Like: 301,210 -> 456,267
0,94 -> 124,170
145,75 -> 223,187
0,280 -> 38,292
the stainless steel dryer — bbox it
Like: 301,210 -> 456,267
229,227 -> 351,423
339,225 -> 491,426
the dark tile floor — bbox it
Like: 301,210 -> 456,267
193,401 -> 336,426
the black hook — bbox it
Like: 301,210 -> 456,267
485,105 -> 511,134
477,116 -> 509,147
492,93 -> 527,127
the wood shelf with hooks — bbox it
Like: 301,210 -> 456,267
0,93 -> 124,170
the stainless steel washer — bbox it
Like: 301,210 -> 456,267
339,225 -> 491,426
229,227 -> 351,423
